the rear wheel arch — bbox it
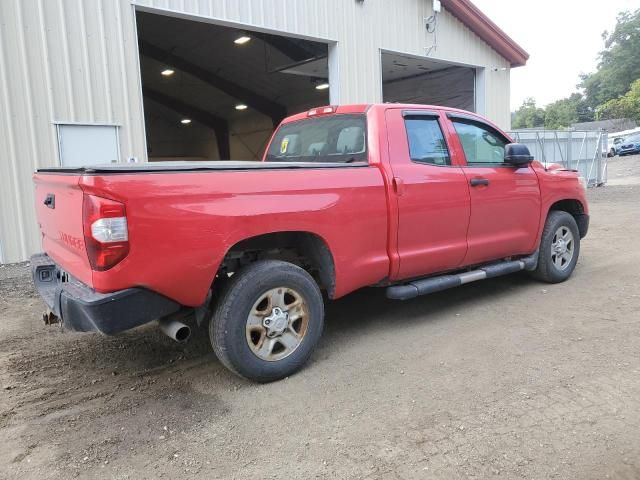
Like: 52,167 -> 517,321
210,259 -> 325,382
217,231 -> 336,299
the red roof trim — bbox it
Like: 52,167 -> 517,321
441,0 -> 529,67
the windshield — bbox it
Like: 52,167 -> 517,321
627,134 -> 640,143
265,114 -> 367,163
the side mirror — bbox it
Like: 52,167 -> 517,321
504,143 -> 534,166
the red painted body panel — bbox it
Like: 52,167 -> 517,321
383,108 -> 471,279
33,104 -> 588,309
439,115 -> 542,264
532,161 -> 589,244
460,165 -> 541,265
33,174 -> 93,286
77,166 -> 389,306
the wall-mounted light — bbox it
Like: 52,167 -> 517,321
315,82 -> 330,91
161,68 -> 175,76
235,104 -> 248,111
181,118 -> 192,124
234,35 -> 251,45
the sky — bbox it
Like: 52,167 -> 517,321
472,0 -> 639,110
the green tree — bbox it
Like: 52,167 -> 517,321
544,93 -> 592,129
580,9 -> 640,109
596,79 -> 640,121
512,98 -> 545,129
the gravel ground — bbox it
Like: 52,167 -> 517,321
1,155 -> 640,480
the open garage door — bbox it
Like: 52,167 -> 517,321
381,51 -> 475,112
136,11 -> 330,161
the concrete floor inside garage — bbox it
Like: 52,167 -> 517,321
136,11 -> 330,161
1,154 -> 640,479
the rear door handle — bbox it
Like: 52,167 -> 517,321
392,177 -> 405,196
470,178 -> 489,187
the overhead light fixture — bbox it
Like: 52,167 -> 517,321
234,35 -> 251,45
181,118 -> 192,124
315,82 -> 330,91
161,68 -> 175,76
235,104 -> 248,111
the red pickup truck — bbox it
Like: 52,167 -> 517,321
32,104 -> 589,381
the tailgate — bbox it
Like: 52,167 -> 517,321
33,173 -> 93,286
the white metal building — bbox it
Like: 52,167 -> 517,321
0,0 -> 528,264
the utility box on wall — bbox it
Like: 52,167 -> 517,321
56,124 -> 120,167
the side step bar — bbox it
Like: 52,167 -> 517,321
386,252 -> 539,301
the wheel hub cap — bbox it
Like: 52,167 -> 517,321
245,287 -> 310,362
551,226 -> 574,271
553,239 -> 567,255
264,307 -> 289,337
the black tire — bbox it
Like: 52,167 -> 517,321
530,211 -> 580,283
210,260 -> 324,382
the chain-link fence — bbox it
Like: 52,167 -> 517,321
507,130 -> 608,187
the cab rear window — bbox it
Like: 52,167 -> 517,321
266,114 -> 367,163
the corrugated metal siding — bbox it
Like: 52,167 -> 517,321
0,0 -> 146,263
0,0 -> 512,263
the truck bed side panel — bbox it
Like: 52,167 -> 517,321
78,166 -> 389,306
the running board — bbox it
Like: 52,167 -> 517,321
386,252 -> 539,301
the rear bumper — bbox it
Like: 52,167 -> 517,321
31,253 -> 180,335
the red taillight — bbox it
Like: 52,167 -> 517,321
82,194 -> 129,271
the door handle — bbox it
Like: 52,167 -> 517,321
44,193 -> 55,209
470,177 -> 489,187
392,177 -> 405,196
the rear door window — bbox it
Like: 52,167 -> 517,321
404,117 -> 450,166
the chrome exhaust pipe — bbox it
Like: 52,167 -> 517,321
158,316 -> 191,343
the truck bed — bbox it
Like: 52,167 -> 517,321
33,160 -> 388,306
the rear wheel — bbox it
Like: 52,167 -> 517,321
531,211 -> 580,283
210,260 -> 324,382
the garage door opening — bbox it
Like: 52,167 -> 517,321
136,11 -> 330,161
381,51 -> 476,112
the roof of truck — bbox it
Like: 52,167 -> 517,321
281,103 -> 506,134
283,103 -> 486,122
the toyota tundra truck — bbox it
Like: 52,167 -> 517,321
31,104 -> 589,382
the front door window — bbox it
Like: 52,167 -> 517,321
452,121 -> 508,166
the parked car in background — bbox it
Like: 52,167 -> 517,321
31,104 -> 589,382
608,136 -> 626,157
618,134 -> 640,156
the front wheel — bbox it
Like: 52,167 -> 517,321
210,260 -> 324,382
530,211 -> 580,283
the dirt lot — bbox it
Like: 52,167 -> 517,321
1,155 -> 640,480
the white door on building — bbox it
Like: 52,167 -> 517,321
57,124 -> 120,167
